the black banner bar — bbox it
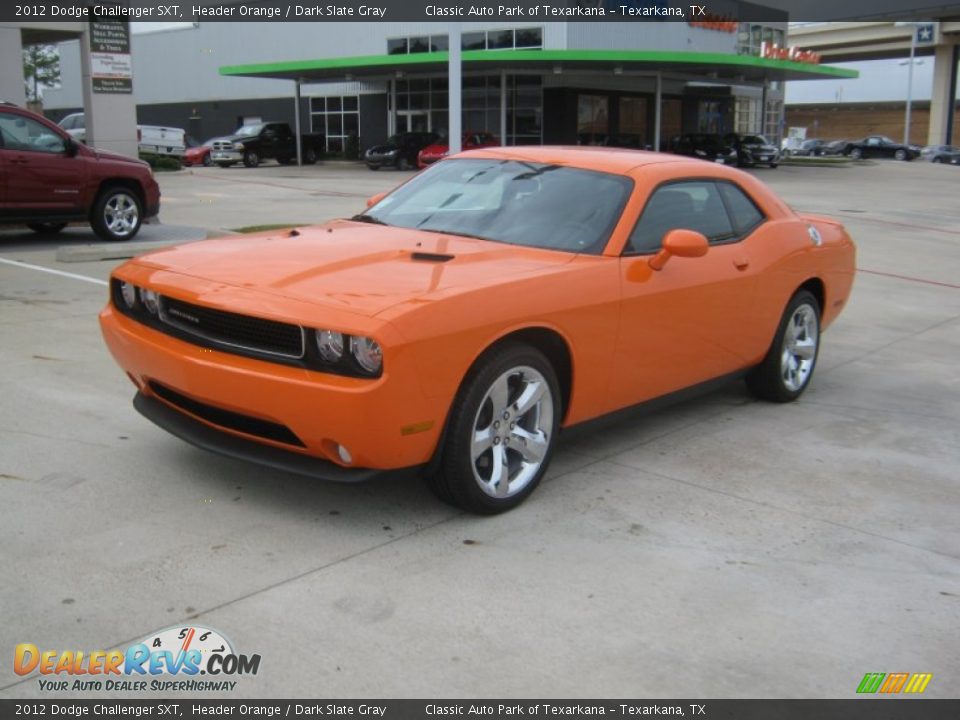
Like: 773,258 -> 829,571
4,0 -> 958,23
1,700 -> 960,720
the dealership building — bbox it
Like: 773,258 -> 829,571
39,17 -> 856,154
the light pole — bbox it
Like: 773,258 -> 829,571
895,22 -> 929,147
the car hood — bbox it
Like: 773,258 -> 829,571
743,143 -> 777,153
133,220 -> 576,318
90,147 -> 151,169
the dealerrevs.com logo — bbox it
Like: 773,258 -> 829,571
14,625 -> 261,692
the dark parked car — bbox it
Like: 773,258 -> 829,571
669,134 -> 738,164
787,139 -> 828,157
921,145 -> 960,164
818,139 -> 851,157
364,132 -> 439,170
724,133 -> 780,168
210,122 -> 325,168
841,136 -> 920,161
0,102 -> 160,241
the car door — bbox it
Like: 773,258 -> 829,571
0,110 -> 84,214
612,179 -> 764,407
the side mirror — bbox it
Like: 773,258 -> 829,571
648,229 -> 708,271
64,138 -> 79,157
366,192 -> 387,208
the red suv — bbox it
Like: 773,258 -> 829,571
0,103 -> 160,241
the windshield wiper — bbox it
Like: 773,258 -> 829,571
350,214 -> 389,225
419,228 -> 494,243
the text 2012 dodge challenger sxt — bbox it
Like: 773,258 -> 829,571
100,147 -> 855,514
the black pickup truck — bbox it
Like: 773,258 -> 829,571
209,122 -> 325,168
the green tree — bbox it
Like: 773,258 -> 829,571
23,44 -> 60,103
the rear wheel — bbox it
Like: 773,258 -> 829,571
428,343 -> 560,514
27,222 -> 68,235
746,290 -> 821,403
894,149 -> 907,161
91,186 -> 142,242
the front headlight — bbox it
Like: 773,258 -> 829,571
350,336 -> 382,375
385,149 -> 398,156
120,281 -> 138,309
233,142 -> 244,150
315,329 -> 344,363
140,288 -> 159,315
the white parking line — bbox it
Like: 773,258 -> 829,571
0,257 -> 109,286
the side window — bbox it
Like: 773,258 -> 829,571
627,181 -> 734,254
0,113 -> 67,154
718,182 -> 765,236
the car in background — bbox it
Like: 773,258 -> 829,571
364,132 -> 439,170
840,136 -> 920,161
669,134 -> 738,164
58,112 -> 186,158
0,103 -> 160,241
817,139 -> 851,156
100,146 -> 855,514
209,122 -> 325,168
785,139 -> 828,157
724,133 -> 780,168
921,144 -> 960,164
417,132 -> 499,168
183,136 -> 215,167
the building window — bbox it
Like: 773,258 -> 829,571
386,28 -> 543,55
311,96 -> 360,153
738,23 -> 786,55
735,97 -> 762,134
577,95 -> 609,145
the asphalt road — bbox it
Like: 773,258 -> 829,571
1,159 -> 958,699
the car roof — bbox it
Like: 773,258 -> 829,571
463,145 -> 690,174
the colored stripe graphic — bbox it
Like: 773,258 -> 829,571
857,673 -> 885,693
879,673 -> 909,693
903,673 -> 933,694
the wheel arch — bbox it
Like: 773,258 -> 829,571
797,277 -> 825,314
90,178 -> 145,218
423,324 -> 575,477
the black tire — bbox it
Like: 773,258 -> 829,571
90,186 -> 143,242
428,342 -> 561,514
932,156 -> 943,164
243,150 -> 259,168
849,148 -> 862,160
746,290 -> 821,403
27,222 -> 68,235
202,154 -> 213,167
769,163 -> 779,169
397,156 -> 411,171
894,149 -> 907,161
303,147 -> 318,165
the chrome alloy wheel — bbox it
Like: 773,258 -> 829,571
103,192 -> 140,238
781,303 -> 819,393
470,365 -> 554,499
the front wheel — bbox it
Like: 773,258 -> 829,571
91,187 -> 142,242
303,147 -> 318,165
746,290 -> 821,403
894,149 -> 907,161
202,154 -> 213,167
429,343 -> 560,514
932,156 -> 943,163
849,148 -> 862,160
243,150 -> 259,168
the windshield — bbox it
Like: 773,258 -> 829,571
743,135 -> 769,145
361,158 -> 633,255
235,124 -> 265,137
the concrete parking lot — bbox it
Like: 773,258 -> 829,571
1,159 -> 958,699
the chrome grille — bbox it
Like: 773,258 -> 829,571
212,140 -> 234,151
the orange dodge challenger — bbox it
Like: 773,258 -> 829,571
100,147 -> 855,514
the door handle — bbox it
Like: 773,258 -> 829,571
733,256 -> 750,270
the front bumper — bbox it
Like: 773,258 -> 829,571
133,392 -> 423,482
100,302 -> 447,473
211,150 -> 243,163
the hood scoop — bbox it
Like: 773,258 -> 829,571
411,251 -> 454,263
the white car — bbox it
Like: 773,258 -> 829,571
58,112 -> 186,157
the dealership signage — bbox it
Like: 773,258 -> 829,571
90,19 -> 132,93
760,42 -> 822,64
